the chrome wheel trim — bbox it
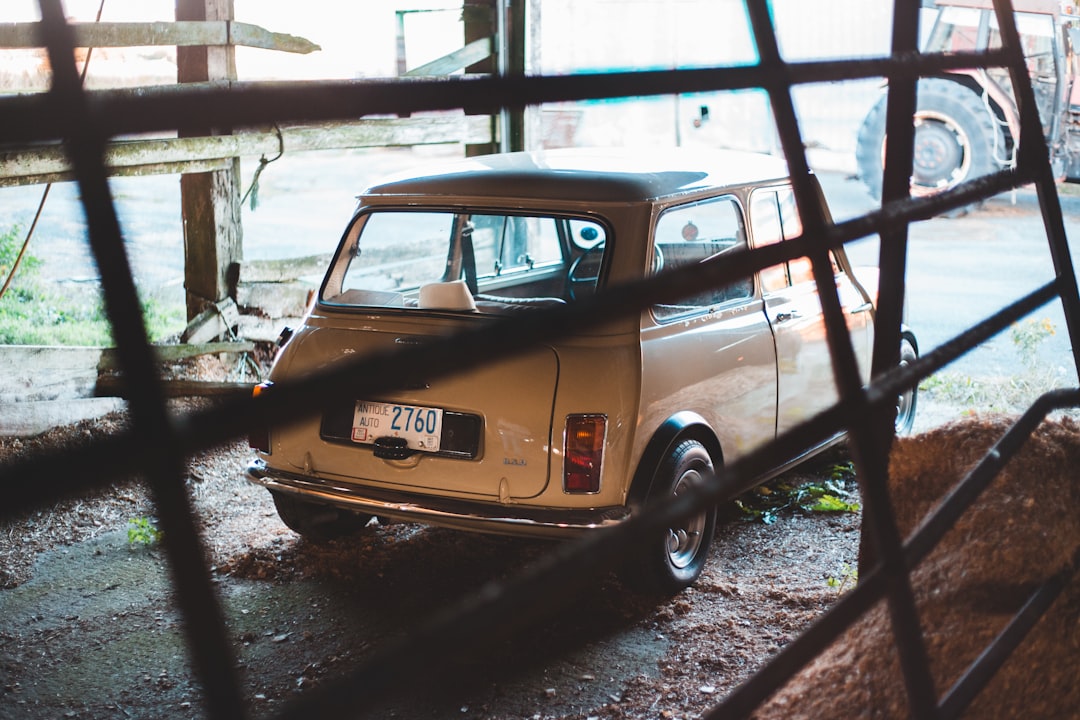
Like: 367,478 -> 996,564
667,469 -> 707,570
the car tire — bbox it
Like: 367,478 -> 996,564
856,78 -> 1003,201
271,491 -> 374,542
895,334 -> 918,436
623,439 -> 718,595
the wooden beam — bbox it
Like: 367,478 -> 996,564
404,37 -> 492,77
98,341 -> 256,371
240,253 -> 332,283
0,398 -> 127,437
464,2 -> 498,157
0,21 -> 319,54
0,117 -> 494,186
177,0 -> 242,326
181,297 -> 241,345
0,346 -> 103,403
96,377 -> 252,398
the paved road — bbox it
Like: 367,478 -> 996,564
818,172 -> 1080,382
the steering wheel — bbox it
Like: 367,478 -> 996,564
567,243 -> 604,300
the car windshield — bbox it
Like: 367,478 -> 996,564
321,209 -> 608,312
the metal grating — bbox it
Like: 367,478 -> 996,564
1,0 -> 1079,718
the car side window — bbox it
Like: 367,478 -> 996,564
751,186 -> 821,290
652,196 -> 751,321
749,190 -> 789,293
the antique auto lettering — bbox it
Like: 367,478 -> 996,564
352,401 -> 444,452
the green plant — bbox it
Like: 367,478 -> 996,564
0,224 -> 184,345
919,316 -> 1070,416
735,474 -> 860,525
1010,317 -> 1056,369
827,562 -> 858,594
0,224 -> 40,278
127,516 -> 162,547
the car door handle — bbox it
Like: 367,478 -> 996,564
774,310 -> 800,323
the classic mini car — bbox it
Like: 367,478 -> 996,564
247,147 -> 917,594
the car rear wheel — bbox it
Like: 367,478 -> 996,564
271,491 -> 374,542
623,439 -> 718,595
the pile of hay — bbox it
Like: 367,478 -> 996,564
756,415 -> 1080,719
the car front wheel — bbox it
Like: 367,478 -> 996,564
895,335 -> 918,435
624,439 -> 718,595
271,491 -> 374,542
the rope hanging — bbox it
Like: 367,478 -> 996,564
240,124 -> 285,211
0,0 -> 106,303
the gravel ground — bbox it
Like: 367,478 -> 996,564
0,397 -> 865,720
0,397 -> 1076,720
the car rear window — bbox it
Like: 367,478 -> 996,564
320,209 -> 608,312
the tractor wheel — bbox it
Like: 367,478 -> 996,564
856,78 -> 1004,201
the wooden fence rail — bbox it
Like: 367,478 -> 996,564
0,20 -> 319,53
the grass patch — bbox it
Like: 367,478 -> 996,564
918,317 -> 1072,413
0,225 -> 184,345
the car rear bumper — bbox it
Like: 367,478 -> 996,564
247,458 -> 630,538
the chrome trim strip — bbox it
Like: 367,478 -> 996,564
246,458 -> 629,538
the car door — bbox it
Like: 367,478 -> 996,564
639,195 -> 778,458
749,185 -> 871,437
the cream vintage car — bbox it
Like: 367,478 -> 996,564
247,147 -> 917,594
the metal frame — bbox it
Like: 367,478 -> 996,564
1,1 -> 1078,718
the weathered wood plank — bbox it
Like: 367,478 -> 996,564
0,159 -> 232,188
181,298 -> 241,345
0,21 -> 319,53
98,341 -> 256,371
228,22 -> 320,55
95,377 -> 251,398
238,282 -> 313,319
0,346 -> 103,403
0,118 -> 492,186
240,254 -> 332,283
0,398 -> 127,437
405,37 -> 492,77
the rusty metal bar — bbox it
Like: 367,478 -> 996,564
0,49 -> 1012,144
938,547 -> 1079,719
4,1 -> 1077,719
745,1 -> 938,717
33,2 -> 246,718
991,0 -> 1080,385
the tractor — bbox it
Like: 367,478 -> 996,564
856,0 -> 1080,198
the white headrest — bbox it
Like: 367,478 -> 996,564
418,280 -> 477,311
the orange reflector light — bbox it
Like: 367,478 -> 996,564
248,382 -> 274,453
564,414 -> 606,493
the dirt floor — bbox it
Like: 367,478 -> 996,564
0,397 -> 1076,720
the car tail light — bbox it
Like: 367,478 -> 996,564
564,414 -> 606,493
248,382 -> 273,453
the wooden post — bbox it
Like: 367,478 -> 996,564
464,1 -> 499,156
504,0 -> 527,152
463,0 -> 531,155
175,0 -> 243,327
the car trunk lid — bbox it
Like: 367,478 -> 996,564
277,321 -> 559,500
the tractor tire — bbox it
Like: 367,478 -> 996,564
856,78 -> 1004,200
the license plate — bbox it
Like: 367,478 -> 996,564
351,401 -> 443,453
